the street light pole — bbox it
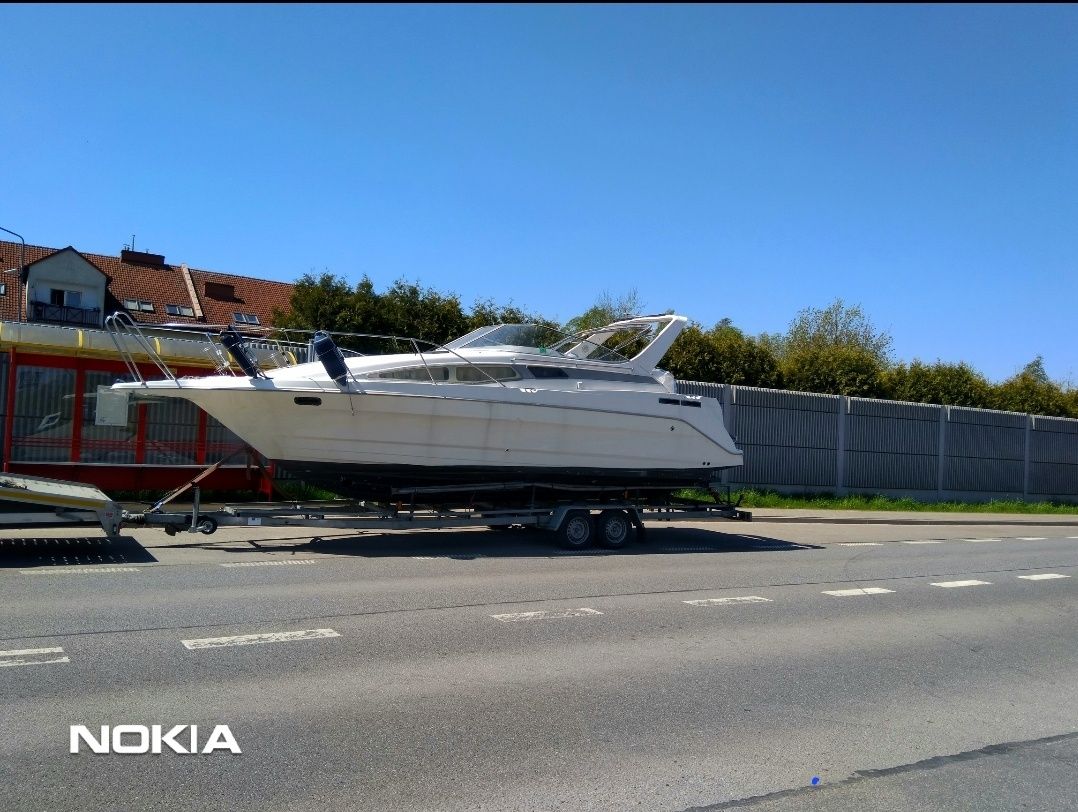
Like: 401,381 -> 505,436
0,226 -> 26,322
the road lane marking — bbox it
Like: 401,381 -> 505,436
1017,537 -> 1046,541
219,560 -> 319,568
1068,536 -> 1078,540
840,542 -> 882,547
1018,574 -> 1071,581
902,540 -> 942,545
931,580 -> 992,588
822,588 -> 895,597
684,596 -> 773,606
19,567 -> 139,575
0,647 -> 69,667
182,629 -> 340,650
966,538 -> 1001,543
491,608 -> 603,622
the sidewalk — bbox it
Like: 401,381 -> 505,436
748,507 -> 1078,526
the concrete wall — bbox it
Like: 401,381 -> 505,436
677,380 -> 1078,503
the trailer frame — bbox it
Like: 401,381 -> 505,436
0,471 -> 750,550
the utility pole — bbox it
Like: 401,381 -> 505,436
0,226 -> 26,322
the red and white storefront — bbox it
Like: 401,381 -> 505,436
0,323 -> 272,495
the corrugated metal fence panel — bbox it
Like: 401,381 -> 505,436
730,387 -> 838,486
1029,415 -> 1078,496
678,380 -> 1078,501
943,407 -> 1026,494
676,381 -> 728,400
845,398 -> 940,490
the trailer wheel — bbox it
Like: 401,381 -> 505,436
557,510 -> 595,549
597,510 -> 633,549
197,517 -> 218,535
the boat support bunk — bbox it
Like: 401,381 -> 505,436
0,471 -> 751,551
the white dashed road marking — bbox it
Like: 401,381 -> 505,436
219,560 -> 318,568
182,629 -> 340,650
840,543 -> 882,547
1018,574 -> 1071,581
1017,537 -> 1046,541
0,647 -> 69,667
20,567 -> 139,575
822,588 -> 895,597
966,538 -> 1000,543
491,608 -> 603,622
931,580 -> 992,588
684,596 -> 773,606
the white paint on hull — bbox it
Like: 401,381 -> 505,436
135,380 -> 742,474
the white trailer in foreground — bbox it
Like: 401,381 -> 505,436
0,472 -> 750,551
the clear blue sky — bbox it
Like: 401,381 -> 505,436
2,4 -> 1075,384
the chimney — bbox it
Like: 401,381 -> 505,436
120,249 -> 166,267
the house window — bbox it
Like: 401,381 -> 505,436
233,312 -> 260,325
0,283 -> 6,296
166,304 -> 195,317
50,289 -> 82,307
123,299 -> 155,313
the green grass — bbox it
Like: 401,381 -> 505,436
679,488 -> 1078,514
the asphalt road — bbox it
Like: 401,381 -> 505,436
1,514 -> 1077,811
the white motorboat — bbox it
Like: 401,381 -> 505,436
111,314 -> 743,498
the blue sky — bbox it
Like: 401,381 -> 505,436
2,4 -> 1075,383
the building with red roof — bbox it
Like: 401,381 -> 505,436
0,239 -> 295,496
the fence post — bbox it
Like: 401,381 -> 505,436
937,406 -> 948,499
1023,414 -> 1032,500
836,396 -> 847,494
721,385 -> 735,485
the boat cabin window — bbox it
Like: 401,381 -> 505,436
527,366 -> 569,379
455,365 -> 520,383
373,366 -> 450,381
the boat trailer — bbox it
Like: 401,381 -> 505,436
0,472 -> 750,550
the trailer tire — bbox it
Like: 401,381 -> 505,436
557,510 -> 594,549
197,517 -> 218,535
597,510 -> 633,549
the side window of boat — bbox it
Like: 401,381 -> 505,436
375,366 -> 450,381
454,365 -> 520,383
526,366 -> 569,379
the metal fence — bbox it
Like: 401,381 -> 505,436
677,381 -> 1078,503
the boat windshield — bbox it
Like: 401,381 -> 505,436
443,321 -> 661,364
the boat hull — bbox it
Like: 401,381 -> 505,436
124,379 -> 743,498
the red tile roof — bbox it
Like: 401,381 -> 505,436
0,240 -> 293,329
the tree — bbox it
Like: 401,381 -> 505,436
991,358 -> 1072,417
884,360 -> 993,408
781,345 -> 887,398
660,322 -> 783,388
563,289 -> 646,335
272,273 -> 556,353
764,299 -> 893,366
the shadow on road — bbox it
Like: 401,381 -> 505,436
0,536 -> 158,569
180,525 -> 823,560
